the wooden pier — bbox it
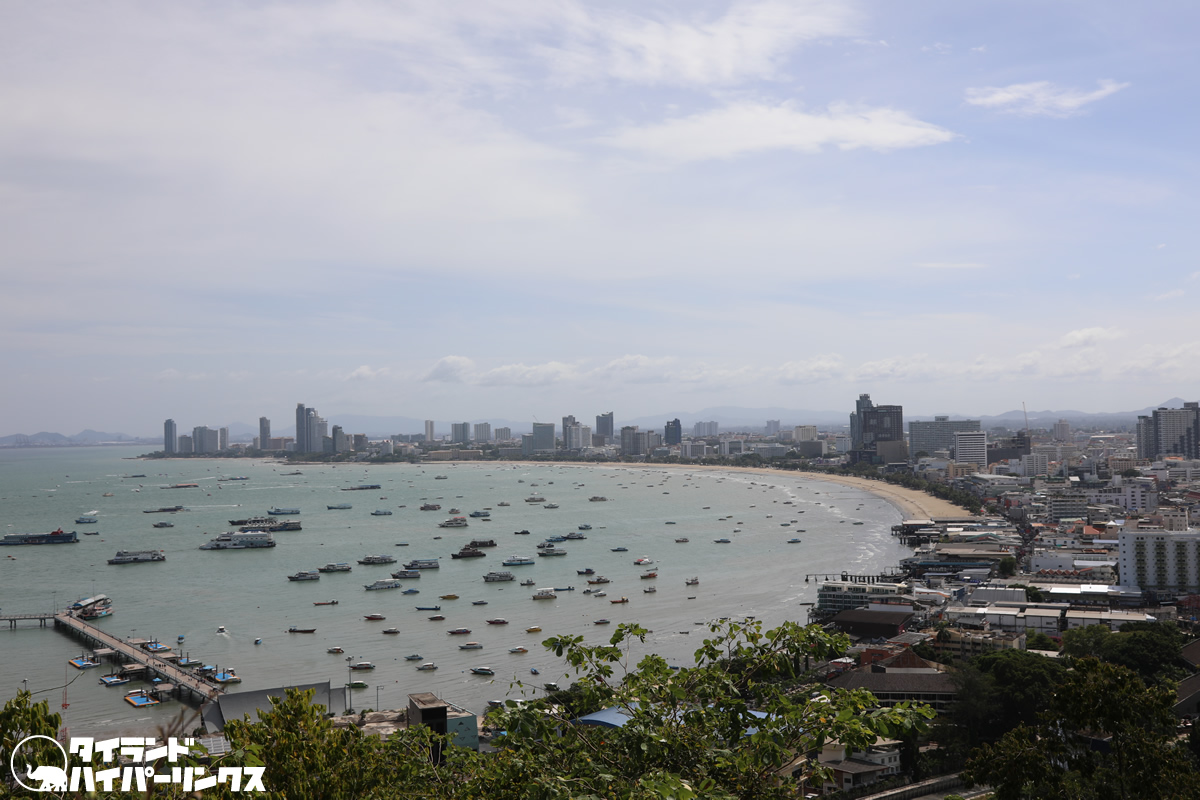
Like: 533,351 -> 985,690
52,612 -> 224,705
0,611 -> 58,629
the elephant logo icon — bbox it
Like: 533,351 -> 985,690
25,764 -> 69,791
9,735 -> 70,792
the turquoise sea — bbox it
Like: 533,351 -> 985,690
0,446 -> 911,736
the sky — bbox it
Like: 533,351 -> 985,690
2,1 -> 1199,435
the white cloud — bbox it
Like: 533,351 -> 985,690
776,355 -> 844,384
347,365 -> 389,381
477,361 -> 577,386
964,79 -> 1129,118
1153,289 -> 1184,301
598,101 -> 955,161
423,356 -> 475,383
916,262 -> 985,270
541,0 -> 857,87
1058,327 -> 1126,348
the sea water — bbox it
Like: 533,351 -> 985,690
0,446 -> 911,736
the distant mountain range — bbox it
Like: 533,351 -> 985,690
3,399 -> 1189,444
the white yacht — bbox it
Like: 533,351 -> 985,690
438,517 -> 469,528
199,531 -> 275,550
364,579 -> 402,591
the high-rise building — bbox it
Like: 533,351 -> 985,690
664,419 -> 682,445
953,430 -> 987,466
793,425 -> 818,442
620,426 -> 640,456
259,417 -> 271,451
596,412 -> 614,443
451,422 -> 471,444
1053,419 -> 1071,442
564,423 -> 591,450
353,434 -> 368,451
494,427 -> 511,442
531,422 -> 555,453
163,419 -> 177,454
693,421 -> 719,437
520,433 -> 535,456
849,394 -> 904,463
218,427 -> 229,451
473,423 -> 491,443
1021,453 -> 1050,477
561,416 -> 577,447
765,420 -> 780,435
424,420 -> 436,445
909,416 -> 981,459
177,434 -> 193,454
295,404 -> 308,454
192,426 -> 218,454
1137,404 -> 1200,460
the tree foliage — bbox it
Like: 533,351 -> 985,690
1,621 -> 933,800
964,658 -> 1200,800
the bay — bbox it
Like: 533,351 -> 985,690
0,446 -> 911,737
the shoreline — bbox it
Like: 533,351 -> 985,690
138,455 -> 972,522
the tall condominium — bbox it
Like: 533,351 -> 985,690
596,412 -> 614,443
494,427 -> 511,442
693,421 -> 719,437
163,419 -> 177,453
849,394 -> 905,463
473,422 -> 491,443
909,416 -> 980,459
793,425 -> 818,442
531,422 -> 555,453
451,422 -> 471,444
562,415 -> 577,443
953,430 -> 987,466
259,417 -> 271,450
218,427 -> 229,451
295,404 -> 309,453
765,420 -> 780,435
1053,419 -> 1071,442
424,419 -> 435,444
192,426 -> 219,454
620,425 -> 640,455
1137,403 -> 1200,459
664,419 -> 682,445
564,423 -> 592,450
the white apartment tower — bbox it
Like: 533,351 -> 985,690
424,420 -> 435,444
953,430 -> 987,467
473,423 -> 491,443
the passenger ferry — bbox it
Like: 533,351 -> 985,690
438,517 -> 469,528
391,569 -> 421,579
469,510 -> 490,518
327,503 -> 353,510
199,531 -> 276,550
502,555 -> 535,566
0,528 -> 78,546
288,570 -> 320,581
371,509 -> 393,516
364,579 -> 402,591
532,588 -> 557,600
269,507 -> 301,515
358,554 -> 397,565
404,558 -> 440,570
318,563 -> 352,572
108,550 -> 166,565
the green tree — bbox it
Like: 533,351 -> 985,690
998,556 -> 1017,577
1060,623 -> 1111,659
965,658 -> 1200,800
1025,631 -> 1058,651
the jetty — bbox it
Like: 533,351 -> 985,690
49,612 -> 224,705
0,611 -> 58,629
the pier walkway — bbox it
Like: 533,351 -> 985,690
0,611 -> 58,629
53,612 -> 224,705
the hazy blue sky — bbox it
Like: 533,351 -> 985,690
3,1 -> 1197,434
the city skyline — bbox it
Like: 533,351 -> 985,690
3,2 -> 1199,432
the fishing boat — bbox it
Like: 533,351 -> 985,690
610,597 -> 629,604
124,689 -> 160,707
428,614 -> 445,620
213,670 -> 242,684
447,627 -> 471,635
634,557 -> 653,565
611,547 -> 628,552
577,568 -> 595,575
313,600 -> 340,606
439,594 -> 459,600
382,628 -> 400,635
643,586 -> 657,594
472,600 -> 489,605
153,521 -> 174,529
520,579 -> 535,586
287,626 -> 316,633
526,626 -> 542,633
371,510 -> 393,516
586,576 -> 610,584
415,605 -> 441,611
713,538 -> 731,543
404,654 -> 422,660
674,537 -> 689,543
593,619 -> 611,625
485,618 -> 509,625
787,538 -> 802,544
641,571 -> 657,579
578,524 -> 592,530
685,577 -> 699,585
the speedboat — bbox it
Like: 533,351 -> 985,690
364,613 -> 386,621
787,538 -> 802,544
508,646 -> 528,653
459,642 -> 484,650
349,661 -> 375,671
611,547 -> 628,552
526,626 -> 541,633
382,628 -> 400,635
472,600 -> 488,605
685,577 -> 699,585
428,615 -> 445,621
714,538 -> 731,543
404,654 -> 422,660
327,647 -> 345,654
447,627 -> 471,635
470,667 -> 495,675
254,637 -> 263,645
346,680 -> 368,689
594,619 -> 610,625
530,668 -> 540,675
416,662 -> 438,670
415,605 -> 441,611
